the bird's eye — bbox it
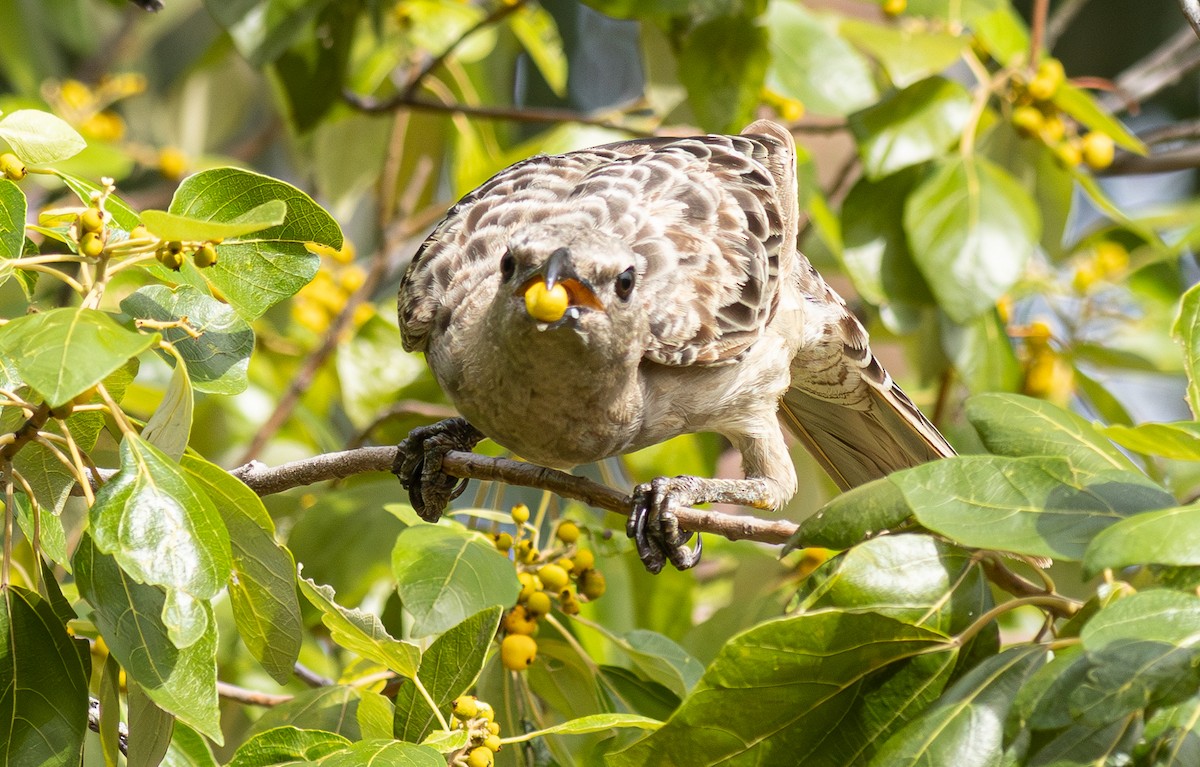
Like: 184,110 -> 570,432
499,251 -> 516,282
615,267 -> 636,300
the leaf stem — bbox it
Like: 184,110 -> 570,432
953,594 -> 1078,648
412,674 -> 451,731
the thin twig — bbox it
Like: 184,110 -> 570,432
229,447 -> 800,546
216,681 -> 292,707
1099,27 -> 1200,113
400,0 -> 528,101
1029,0 -> 1050,67
1045,0 -> 1092,48
1182,0 -> 1200,42
293,662 -> 335,688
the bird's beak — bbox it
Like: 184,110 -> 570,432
520,248 -> 604,323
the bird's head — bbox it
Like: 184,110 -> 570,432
491,224 -> 645,359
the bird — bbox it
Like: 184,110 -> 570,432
395,120 -> 955,574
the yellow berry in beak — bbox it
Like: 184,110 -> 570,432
524,279 -> 570,322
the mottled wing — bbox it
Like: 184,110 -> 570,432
579,123 -> 794,365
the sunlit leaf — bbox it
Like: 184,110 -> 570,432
141,200 -> 286,241
766,2 -> 878,116
850,76 -> 972,179
0,109 -> 86,164
299,577 -> 421,678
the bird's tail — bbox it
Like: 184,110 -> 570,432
778,376 -> 955,491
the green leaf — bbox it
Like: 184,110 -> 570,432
868,645 -> 1047,767
11,490 -> 68,567
128,681 -> 175,767
1026,714 -> 1142,767
906,156 -> 1039,321
391,525 -> 519,636
850,77 -> 972,179
299,577 -> 421,678
162,722 -> 218,767
840,167 -> 934,306
337,314 -> 426,428
227,726 -> 350,767
271,2 -> 359,131
609,612 -> 947,766
0,307 -> 158,408
55,171 -> 140,231
944,310 -> 1023,393
0,177 -> 25,261
320,740 -> 445,767
898,455 -> 1174,560
840,19 -> 966,88
0,585 -> 88,767
509,713 -> 662,742
766,2 -> 878,116
677,15 -> 769,133
141,200 -> 286,242
99,653 -> 122,766
0,109 -> 86,164
509,4 -> 567,97
182,455 -> 302,684
1142,696 -> 1200,766
164,167 -> 341,319
393,606 -> 503,743
1103,421 -> 1200,460
120,284 -> 254,395
1085,504 -> 1200,575
74,537 -> 221,742
790,475 -> 911,551
1073,591 -> 1200,726
965,393 -> 1137,473
140,349 -> 193,460
1174,283 -> 1200,419
1054,83 -> 1146,155
250,687 -> 390,741
797,535 -> 992,636
571,621 -> 702,698
970,6 -> 1029,65
90,435 -> 232,648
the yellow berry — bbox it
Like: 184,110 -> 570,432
1028,58 -> 1065,101
510,503 -> 530,524
79,231 -> 105,259
158,245 -> 184,271
1072,261 -> 1101,293
555,521 -> 580,544
524,280 -> 569,323
777,98 -> 804,122
1094,241 -> 1128,277
452,696 -> 479,718
79,208 -> 105,233
487,721 -> 500,735
0,153 -> 27,181
882,0 -> 906,16
194,242 -> 218,268
1011,105 -> 1044,138
579,569 -> 607,600
129,225 -> 151,241
560,596 -> 581,615
571,549 -> 595,574
1081,131 -> 1115,170
517,572 -> 538,603
555,557 -> 574,573
158,147 -> 188,181
503,607 -> 538,635
466,746 -> 494,767
525,590 -> 552,618
1038,114 -> 1066,144
1054,140 -> 1083,168
493,532 -> 513,552
538,564 -> 569,592
476,700 -> 494,722
516,539 -> 537,564
484,734 -> 502,752
500,634 -> 537,671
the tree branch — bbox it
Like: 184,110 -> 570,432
230,447 -> 800,546
1099,27 -> 1200,113
1181,0 -> 1200,42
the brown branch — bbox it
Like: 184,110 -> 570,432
230,447 -> 799,546
217,681 -> 292,707
399,0 -> 528,101
1099,27 -> 1200,113
0,402 -> 51,462
1045,0 -> 1092,48
1182,0 -> 1200,42
1104,144 -> 1200,175
1029,0 -> 1050,67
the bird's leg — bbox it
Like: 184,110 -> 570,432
393,417 -> 485,522
627,476 -> 789,573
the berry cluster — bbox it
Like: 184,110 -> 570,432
149,237 -> 220,271
449,695 -> 503,767
494,504 -> 606,672
1009,58 -> 1115,170
291,242 -> 370,334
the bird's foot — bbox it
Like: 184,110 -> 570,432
393,418 -> 484,522
627,476 -> 706,574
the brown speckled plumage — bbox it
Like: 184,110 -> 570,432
397,120 -> 954,572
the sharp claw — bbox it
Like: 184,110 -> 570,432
667,533 -> 702,571
626,478 -> 704,573
448,476 -> 470,502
